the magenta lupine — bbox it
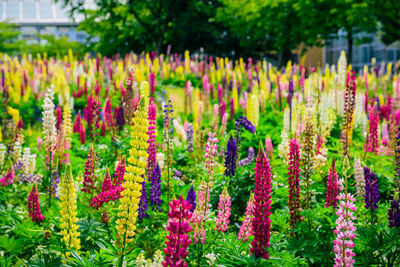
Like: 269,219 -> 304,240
288,139 -> 301,228
81,146 -> 98,195
27,183 -> 45,224
0,166 -> 15,187
366,106 -> 379,154
238,194 -> 255,241
147,98 -> 157,179
326,159 -> 339,208
163,195 -> 193,267
101,169 -> 113,193
73,114 -> 82,133
215,189 -> 231,232
250,147 -> 272,259
104,98 -> 114,127
333,178 -> 357,267
113,157 -> 126,188
79,125 -> 86,144
90,185 -> 125,209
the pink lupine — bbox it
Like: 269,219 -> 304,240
238,194 -> 255,241
163,195 -> 193,267
251,147 -> 272,259
192,180 -> 209,244
326,159 -> 339,208
215,189 -> 231,232
28,183 -> 45,224
265,136 -> 273,158
333,179 -> 357,267
147,98 -> 157,179
204,132 -> 218,179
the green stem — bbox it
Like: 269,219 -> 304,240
48,152 -> 52,209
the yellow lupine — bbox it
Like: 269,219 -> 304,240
116,98 -> 149,251
7,106 -> 19,126
60,164 -> 81,257
63,103 -> 72,145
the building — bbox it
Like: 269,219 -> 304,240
324,31 -> 400,70
0,0 -> 95,44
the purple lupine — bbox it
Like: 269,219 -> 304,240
187,124 -> 194,153
186,184 -> 196,212
224,135 -> 237,177
364,167 -> 379,211
239,147 -> 255,166
116,102 -> 125,130
150,164 -> 162,211
236,116 -> 256,134
50,170 -> 60,198
138,180 -> 149,220
389,195 -> 400,228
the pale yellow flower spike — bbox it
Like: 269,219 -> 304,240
59,164 -> 81,262
116,97 -> 149,252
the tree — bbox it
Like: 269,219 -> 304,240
0,22 -> 24,53
57,0 -> 235,56
329,0 -> 377,64
217,0 -> 336,65
373,0 -> 400,46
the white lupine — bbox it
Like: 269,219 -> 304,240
21,148 -> 31,174
278,130 -> 290,163
28,154 -> 36,174
173,119 -> 187,141
337,50 -> 347,90
354,93 -> 367,128
42,88 -> 56,153
12,140 -> 22,163
283,106 -> 290,132
0,144 -> 6,167
354,157 -> 366,200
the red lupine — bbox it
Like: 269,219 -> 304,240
325,159 -> 339,208
250,146 -> 272,259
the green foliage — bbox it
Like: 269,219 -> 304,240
24,34 -> 86,58
0,22 -> 24,54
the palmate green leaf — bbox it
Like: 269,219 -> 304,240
0,236 -> 24,254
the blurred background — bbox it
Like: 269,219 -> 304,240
0,0 -> 399,69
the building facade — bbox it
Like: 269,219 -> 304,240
0,0 -> 95,43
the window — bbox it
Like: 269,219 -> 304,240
6,1 -> 20,19
39,0 -> 53,19
23,0 -> 37,20
55,2 -> 68,19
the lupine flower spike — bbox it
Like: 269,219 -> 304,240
163,195 -> 193,267
251,144 -> 272,259
28,183 -> 45,225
